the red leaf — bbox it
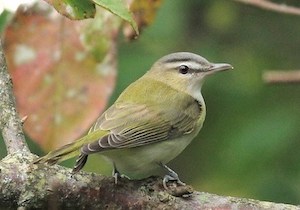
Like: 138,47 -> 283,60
4,2 -> 120,150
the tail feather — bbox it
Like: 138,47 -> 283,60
33,129 -> 107,165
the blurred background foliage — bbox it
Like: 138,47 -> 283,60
1,0 -> 300,205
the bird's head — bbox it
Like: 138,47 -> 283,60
145,52 -> 233,99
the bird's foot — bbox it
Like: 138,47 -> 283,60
160,163 -> 193,197
161,163 -> 185,189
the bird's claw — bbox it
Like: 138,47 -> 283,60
162,174 -> 186,190
159,162 -> 186,190
159,163 -> 193,197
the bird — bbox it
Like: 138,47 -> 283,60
34,52 -> 232,189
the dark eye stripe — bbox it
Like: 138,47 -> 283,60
163,58 -> 194,63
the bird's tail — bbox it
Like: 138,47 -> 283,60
33,130 -> 107,165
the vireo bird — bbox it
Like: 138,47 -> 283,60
34,52 -> 232,189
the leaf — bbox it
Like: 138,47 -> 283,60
43,0 -> 139,36
0,10 -> 12,33
123,0 -> 163,40
3,2 -> 121,150
43,0 -> 96,19
92,0 -> 139,35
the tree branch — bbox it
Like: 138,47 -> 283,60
263,70 -> 300,84
0,154 -> 298,209
234,0 -> 300,16
0,40 -> 30,155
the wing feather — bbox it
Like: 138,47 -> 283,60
82,96 -> 201,154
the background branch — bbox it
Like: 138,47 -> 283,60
0,40 -> 29,155
234,0 -> 300,16
263,70 -> 300,84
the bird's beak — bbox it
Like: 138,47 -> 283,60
206,63 -> 233,75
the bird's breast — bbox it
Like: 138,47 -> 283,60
101,130 -> 200,179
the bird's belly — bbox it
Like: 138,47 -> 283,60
101,133 -> 197,179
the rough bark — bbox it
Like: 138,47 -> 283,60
0,40 -> 30,155
0,153 -> 299,209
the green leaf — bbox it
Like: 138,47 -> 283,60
0,10 -> 11,33
44,0 -> 96,19
92,0 -> 139,35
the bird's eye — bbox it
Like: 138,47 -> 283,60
179,65 -> 189,74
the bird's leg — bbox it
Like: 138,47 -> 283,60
159,162 -> 186,190
112,163 -> 130,184
112,165 -> 121,184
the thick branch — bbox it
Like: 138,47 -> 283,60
0,154 -> 298,209
234,0 -> 300,16
0,40 -> 30,155
263,70 -> 300,84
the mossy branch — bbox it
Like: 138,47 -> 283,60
0,154 -> 299,209
0,40 -> 29,155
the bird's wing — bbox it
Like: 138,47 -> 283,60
81,101 -> 200,154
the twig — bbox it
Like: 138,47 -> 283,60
0,39 -> 30,154
234,0 -> 300,16
263,70 -> 300,84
